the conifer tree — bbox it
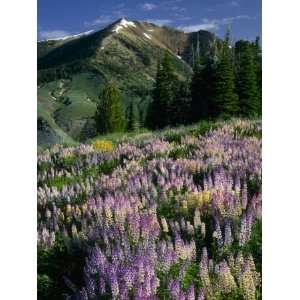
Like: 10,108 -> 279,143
172,80 -> 191,125
191,62 -> 205,121
191,57 -> 218,121
235,40 -> 259,117
146,61 -> 163,129
147,54 -> 178,129
213,29 -> 239,118
95,80 -> 125,134
253,36 -> 262,115
127,99 -> 140,131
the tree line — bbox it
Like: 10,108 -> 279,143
94,30 -> 262,135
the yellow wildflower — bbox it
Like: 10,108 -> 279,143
92,140 -> 114,152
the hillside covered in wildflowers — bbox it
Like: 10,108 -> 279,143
38,119 -> 262,300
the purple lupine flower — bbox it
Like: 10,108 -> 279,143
150,275 -> 160,293
37,119 -> 261,300
143,273 -> 152,297
169,279 -> 180,299
135,285 -> 144,299
224,220 -> 233,246
242,183 -> 248,210
199,248 -> 211,288
235,175 -> 241,193
187,284 -> 195,300
217,260 -> 237,294
246,209 -> 254,241
79,288 -> 88,300
179,290 -> 186,300
109,272 -> 119,299
201,247 -> 208,267
84,275 -> 96,298
119,286 -> 128,300
197,288 -> 205,300
239,213 -> 247,246
213,218 -> 223,247
123,267 -> 134,289
99,276 -> 106,294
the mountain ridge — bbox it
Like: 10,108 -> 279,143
37,18 -> 220,147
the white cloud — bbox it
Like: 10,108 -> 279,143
141,3 -> 157,11
170,6 -> 186,12
38,30 -> 71,40
179,23 -> 219,33
179,15 -> 253,33
84,15 -> 113,27
219,15 -> 253,23
146,19 -> 173,26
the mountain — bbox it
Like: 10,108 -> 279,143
37,18 -> 219,147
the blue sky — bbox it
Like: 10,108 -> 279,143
38,0 -> 261,41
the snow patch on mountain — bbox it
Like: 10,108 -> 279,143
38,30 -> 94,42
113,18 -> 136,33
143,33 -> 152,40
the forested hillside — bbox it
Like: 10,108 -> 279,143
37,18 -> 261,151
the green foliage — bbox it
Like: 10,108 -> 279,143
147,54 -> 179,129
38,274 -> 53,299
171,80 -> 192,126
243,220 -> 262,273
235,40 -> 260,117
127,99 -> 140,131
164,131 -> 182,144
233,124 -> 262,140
252,37 -> 262,115
169,147 -> 189,159
38,237 -> 86,300
38,23 -> 262,147
215,289 -> 244,300
214,44 -> 239,118
38,158 -> 120,190
191,60 -> 217,121
79,119 -> 97,142
189,120 -> 217,137
182,263 -> 201,290
95,80 -> 126,134
157,197 -> 178,219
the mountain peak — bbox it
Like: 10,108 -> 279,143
112,18 -> 136,33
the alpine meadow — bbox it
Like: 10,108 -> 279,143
37,1 -> 262,299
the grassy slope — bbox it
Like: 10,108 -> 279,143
37,21 -> 217,147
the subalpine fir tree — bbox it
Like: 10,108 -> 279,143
95,80 -> 125,134
214,29 -> 239,119
146,61 -> 163,129
253,36 -> 262,115
127,99 -> 140,131
172,80 -> 191,125
147,54 -> 178,129
191,56 -> 218,121
235,40 -> 259,117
